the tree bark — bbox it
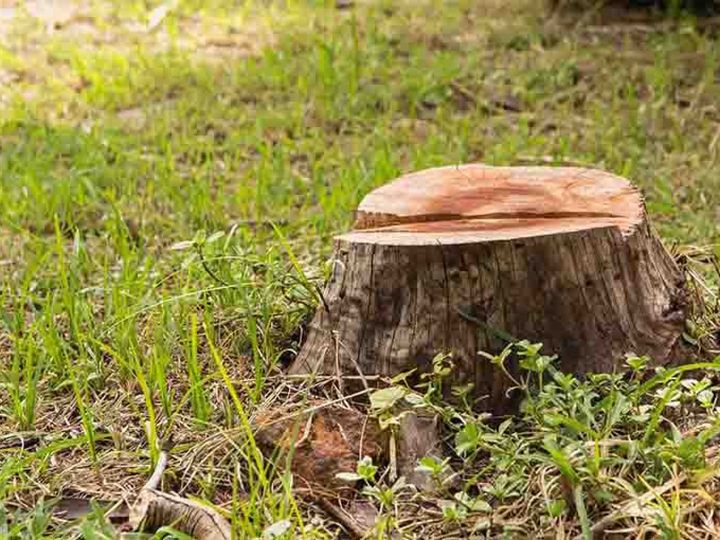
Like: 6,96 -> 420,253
290,165 -> 687,413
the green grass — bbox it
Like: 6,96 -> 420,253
1,0 -> 720,537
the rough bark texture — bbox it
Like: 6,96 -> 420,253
130,489 -> 231,540
395,411 -> 443,490
129,450 -> 232,540
290,165 -> 687,414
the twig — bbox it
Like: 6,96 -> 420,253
583,476 -> 683,539
514,155 -> 594,168
388,430 -> 398,482
197,245 -> 231,287
143,449 -> 169,491
583,447 -> 720,539
316,498 -> 368,539
251,386 -> 376,430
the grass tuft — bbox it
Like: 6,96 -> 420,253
0,0 -> 719,537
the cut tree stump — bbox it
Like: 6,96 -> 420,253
290,165 -> 687,413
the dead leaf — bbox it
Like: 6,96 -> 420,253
53,497 -> 129,523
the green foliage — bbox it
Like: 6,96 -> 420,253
336,455 -> 378,484
343,341 -> 720,535
1,0 -> 719,537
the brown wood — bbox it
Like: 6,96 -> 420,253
130,489 -> 231,539
129,449 -> 232,540
254,402 -> 384,493
290,164 -> 687,413
395,410 -> 443,490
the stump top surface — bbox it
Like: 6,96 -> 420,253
342,164 -> 644,245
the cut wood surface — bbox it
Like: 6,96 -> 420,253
351,165 -> 642,242
291,164 -> 687,413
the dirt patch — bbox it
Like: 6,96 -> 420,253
255,402 -> 385,494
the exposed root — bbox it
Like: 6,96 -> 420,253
316,498 -> 369,540
130,447 -> 232,540
130,489 -> 232,540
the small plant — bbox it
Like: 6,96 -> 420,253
3,335 -> 42,430
335,456 -> 378,484
339,456 -> 411,536
184,312 -> 210,423
1,1 -> 719,538
625,353 -> 650,374
418,352 -> 454,402
416,455 -> 452,487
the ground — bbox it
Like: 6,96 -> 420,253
1,0 -> 720,538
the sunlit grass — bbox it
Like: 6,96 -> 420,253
1,0 -> 720,537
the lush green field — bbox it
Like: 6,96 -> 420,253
1,1 -> 720,538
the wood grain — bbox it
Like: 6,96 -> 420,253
291,165 -> 687,414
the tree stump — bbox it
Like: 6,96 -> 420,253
290,165 -> 687,413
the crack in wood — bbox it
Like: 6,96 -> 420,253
290,165 -> 687,413
355,210 -> 631,232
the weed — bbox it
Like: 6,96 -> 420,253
0,0 -> 719,537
